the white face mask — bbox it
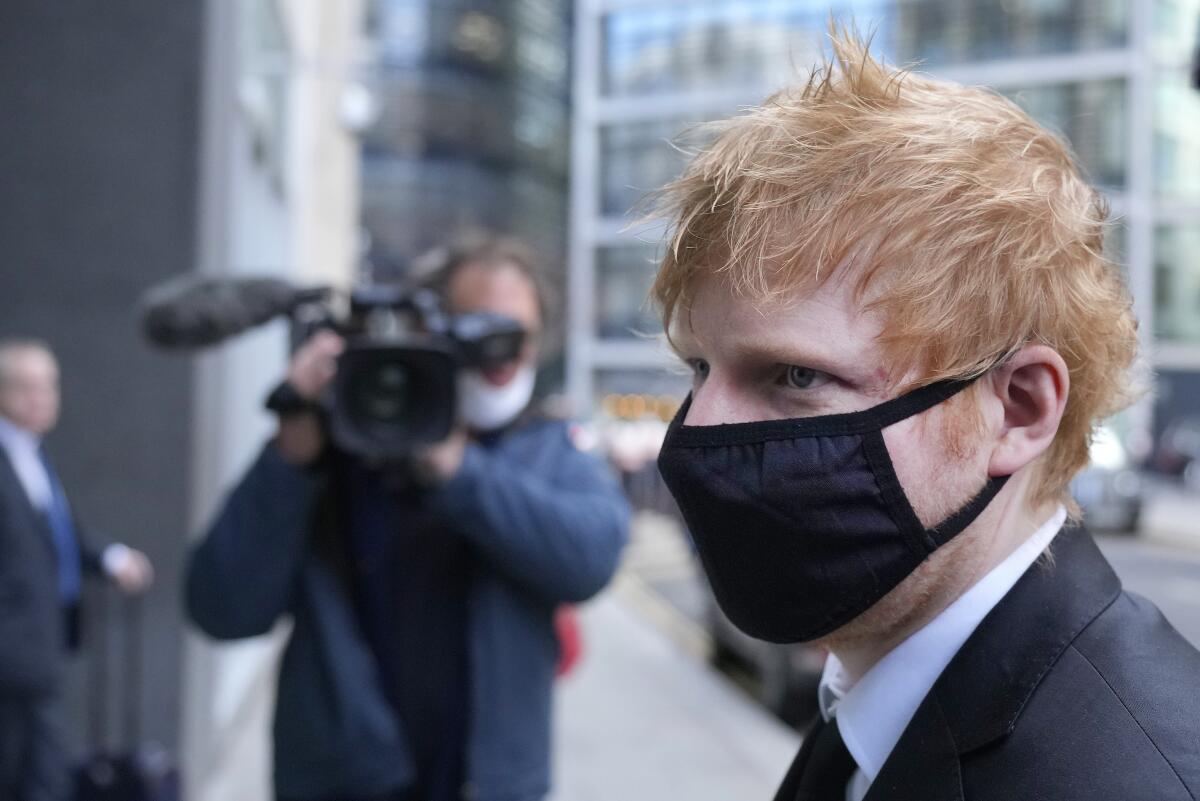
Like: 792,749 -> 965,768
457,366 -> 536,432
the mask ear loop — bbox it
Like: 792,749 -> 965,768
870,347 -> 1022,555
970,344 -> 1025,383
917,345 -> 1025,551
925,474 -> 1011,550
917,344 -> 1021,394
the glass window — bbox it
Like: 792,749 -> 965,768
599,118 -> 707,218
595,245 -> 662,340
597,80 -> 1127,204
238,0 -> 291,196
368,0 -> 429,67
1154,225 -> 1200,342
363,72 -> 513,164
422,3 -> 510,75
508,173 -> 569,278
512,86 -> 570,175
1003,79 -> 1127,190
361,159 -> 510,264
362,159 -> 567,280
603,3 -> 827,97
513,0 -> 570,92
894,0 -> 1127,65
1151,370 -> 1200,461
601,0 -> 1129,98
1155,70 -> 1200,201
1154,0 -> 1200,61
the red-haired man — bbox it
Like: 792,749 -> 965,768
655,32 -> 1198,801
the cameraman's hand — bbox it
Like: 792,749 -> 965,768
288,330 -> 344,400
415,428 -> 468,485
277,330 -> 344,466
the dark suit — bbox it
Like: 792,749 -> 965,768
0,449 -> 103,801
774,525 -> 1200,801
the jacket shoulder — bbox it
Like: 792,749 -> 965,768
503,417 -> 596,461
966,591 -> 1200,801
1070,591 -> 1200,791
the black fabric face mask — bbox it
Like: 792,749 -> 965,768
657,378 -> 1008,644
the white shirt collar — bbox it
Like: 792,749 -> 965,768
0,414 -> 54,510
0,414 -> 41,455
819,505 -> 1068,785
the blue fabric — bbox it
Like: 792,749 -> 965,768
343,463 -> 470,801
37,451 -> 81,604
186,419 -> 630,801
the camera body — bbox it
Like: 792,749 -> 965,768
305,284 -> 525,464
139,272 -> 525,465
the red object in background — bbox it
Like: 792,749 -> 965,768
554,606 -> 583,677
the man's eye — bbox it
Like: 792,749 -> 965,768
783,365 -> 826,390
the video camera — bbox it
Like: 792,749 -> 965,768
139,275 -> 526,464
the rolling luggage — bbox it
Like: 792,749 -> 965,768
75,591 -> 179,801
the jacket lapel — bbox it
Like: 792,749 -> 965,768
863,693 -> 963,801
772,716 -> 828,801
862,525 -> 1121,800
775,527 -> 1122,801
777,706 -> 963,801
932,525 -> 1121,752
0,447 -> 54,548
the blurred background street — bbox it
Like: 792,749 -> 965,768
2,1 -> 1200,800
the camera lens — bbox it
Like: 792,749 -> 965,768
353,361 -> 410,423
331,341 -> 458,459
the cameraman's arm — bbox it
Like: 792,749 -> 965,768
276,411 -> 325,465
271,330 -> 344,463
185,442 -> 321,639
430,429 -> 629,604
185,331 -> 343,638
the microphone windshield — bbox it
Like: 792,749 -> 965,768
140,274 -> 311,349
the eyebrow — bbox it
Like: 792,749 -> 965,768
732,338 -> 848,375
672,330 -> 840,370
676,330 -> 884,386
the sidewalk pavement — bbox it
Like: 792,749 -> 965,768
548,584 -> 800,801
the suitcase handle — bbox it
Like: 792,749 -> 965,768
87,585 -> 144,751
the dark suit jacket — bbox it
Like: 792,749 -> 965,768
0,448 -> 102,699
774,526 -> 1200,801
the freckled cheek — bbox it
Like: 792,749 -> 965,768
882,416 -> 946,529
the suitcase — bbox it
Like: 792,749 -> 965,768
75,590 -> 180,801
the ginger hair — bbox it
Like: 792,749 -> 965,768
651,27 -> 1138,510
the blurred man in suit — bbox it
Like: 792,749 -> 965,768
0,339 -> 153,801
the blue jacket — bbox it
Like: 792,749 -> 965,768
185,419 -> 629,801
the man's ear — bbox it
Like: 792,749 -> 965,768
986,345 -> 1069,478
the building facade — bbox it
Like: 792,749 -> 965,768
183,2 -> 365,800
360,0 -> 574,377
0,1 -> 365,793
187,3 -> 584,796
0,0 -> 204,760
568,0 -> 1200,446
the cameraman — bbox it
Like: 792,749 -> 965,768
185,239 -> 629,801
